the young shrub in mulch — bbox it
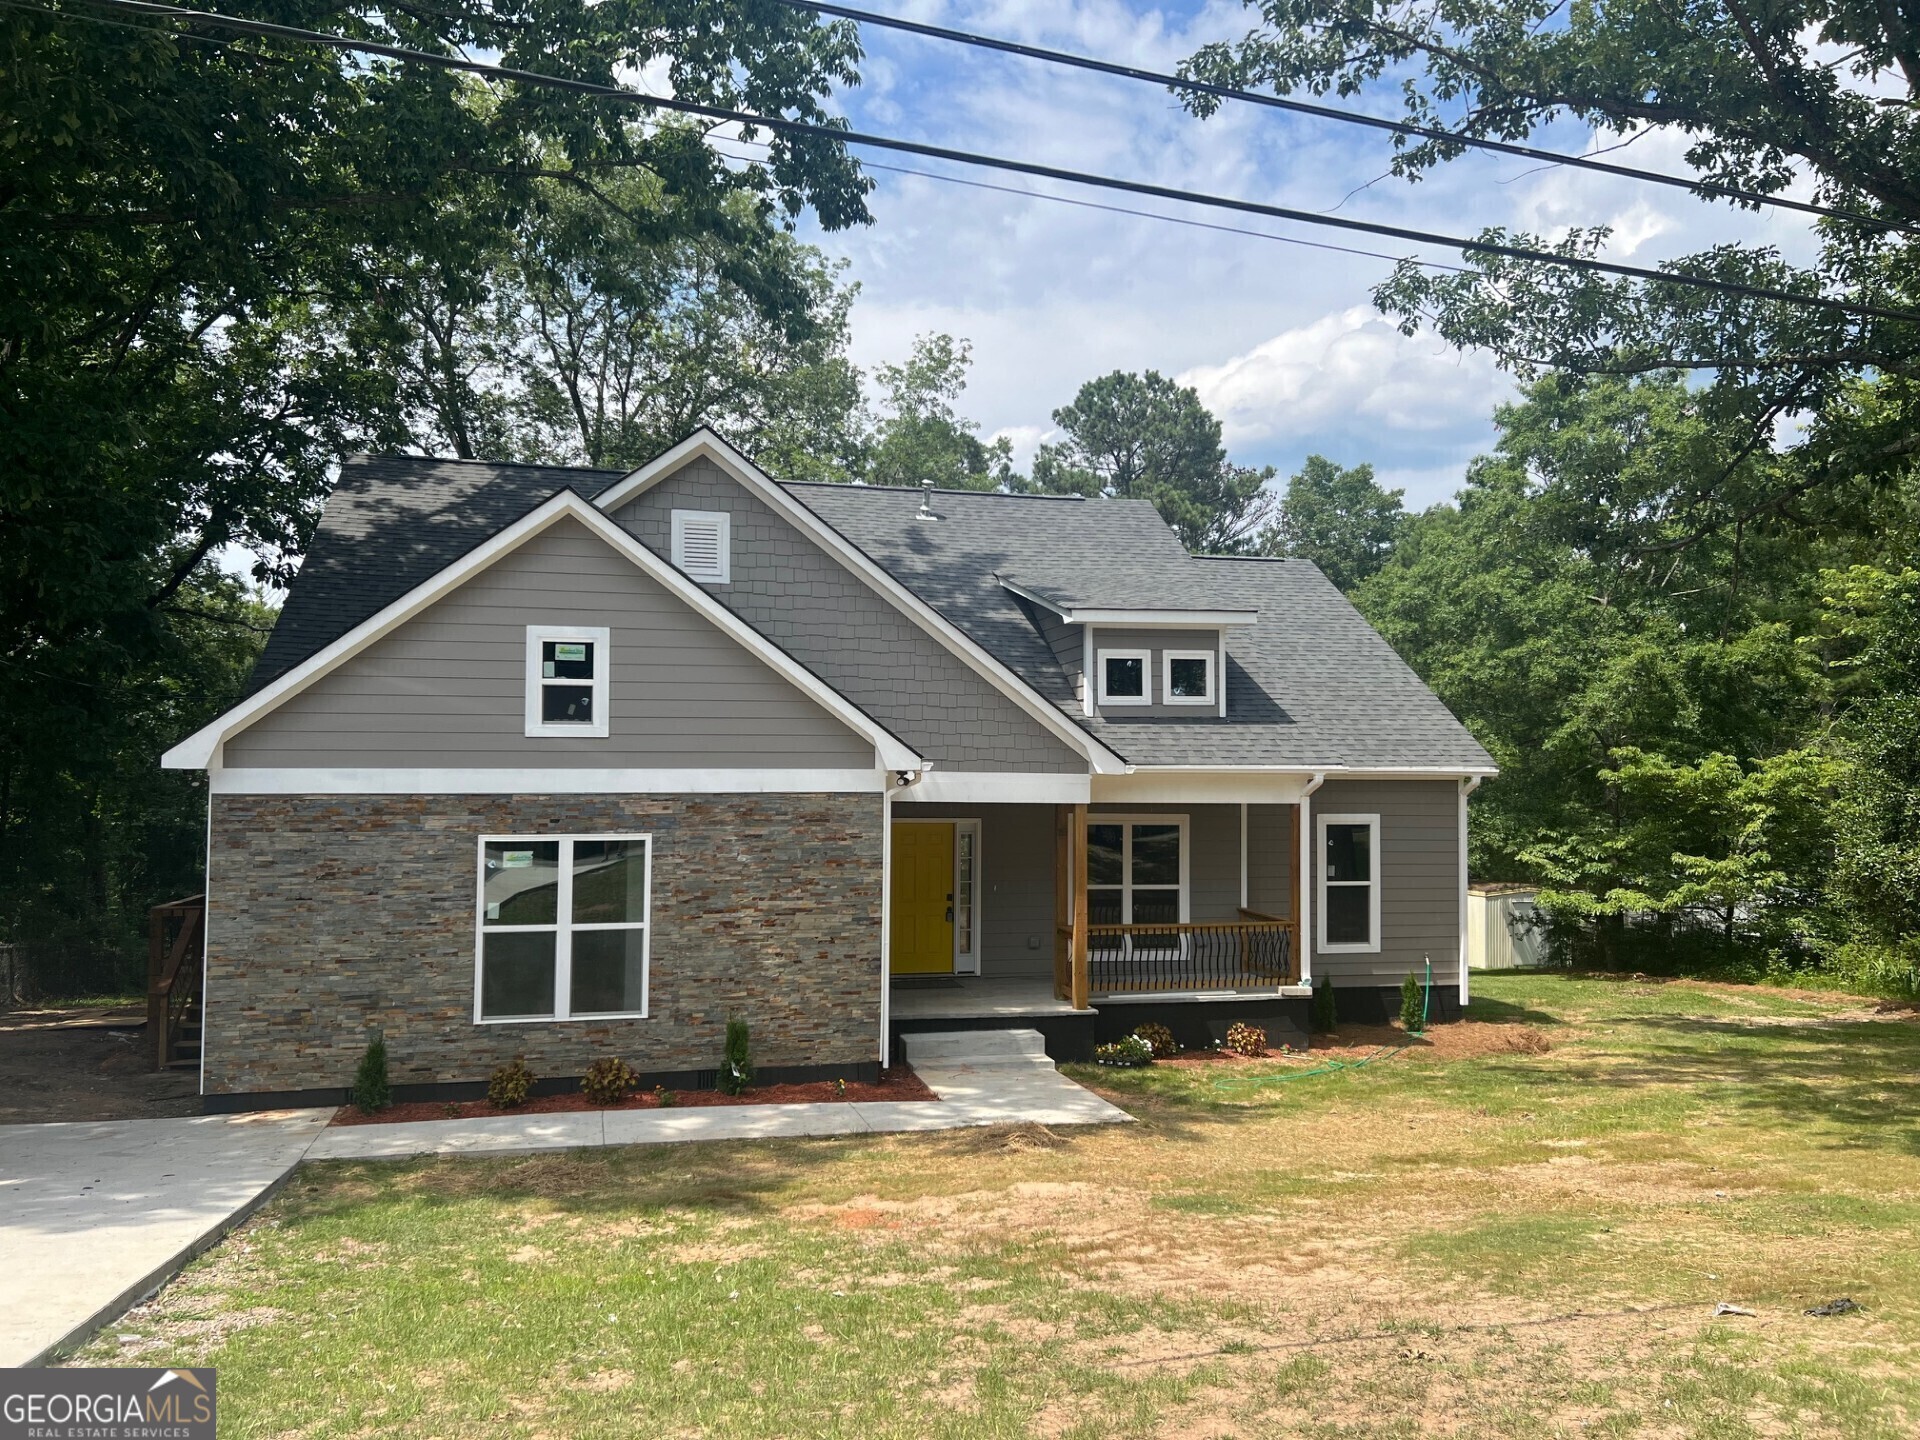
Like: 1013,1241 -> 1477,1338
488,1056 -> 536,1109
1312,974 -> 1338,1033
352,1034 -> 391,1114
1132,1023 -> 1180,1059
580,1057 -> 638,1107
1401,971 -> 1426,1033
653,1085 -> 678,1107
1094,1034 -> 1154,1068
1223,1021 -> 1267,1058
719,1017 -> 753,1095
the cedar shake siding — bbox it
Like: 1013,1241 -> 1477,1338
202,792 -> 884,1096
612,457 -> 1087,773
222,516 -> 875,772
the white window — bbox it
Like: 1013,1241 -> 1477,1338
1096,649 -> 1151,706
670,508 -> 731,584
1317,813 -> 1381,953
1085,816 -> 1189,926
1162,650 -> 1216,705
525,625 -> 610,738
476,835 -> 651,1022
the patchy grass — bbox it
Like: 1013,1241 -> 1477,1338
77,973 -> 1920,1437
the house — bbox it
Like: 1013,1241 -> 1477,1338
162,430 -> 1496,1109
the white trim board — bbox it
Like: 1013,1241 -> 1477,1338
208,767 -> 889,795
906,770 -> 1091,805
595,430 -> 1128,774
162,490 -> 922,774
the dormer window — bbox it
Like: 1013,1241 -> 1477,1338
1097,649 -> 1151,706
671,508 -> 730,584
1162,650 -> 1216,706
525,625 -> 610,738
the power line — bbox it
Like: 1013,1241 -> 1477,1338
32,0 -> 1920,327
771,0 -> 1909,237
710,138 -> 1476,273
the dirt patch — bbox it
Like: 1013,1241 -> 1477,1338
1315,1021 -> 1553,1059
0,1006 -> 200,1122
329,1065 -> 936,1126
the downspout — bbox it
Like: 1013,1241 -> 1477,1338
1458,775 -> 1482,1009
879,764 -> 926,1069
1297,771 -> 1326,987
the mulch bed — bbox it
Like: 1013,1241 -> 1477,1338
330,1065 -> 937,1127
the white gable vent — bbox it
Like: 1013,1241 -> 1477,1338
670,508 -> 730,584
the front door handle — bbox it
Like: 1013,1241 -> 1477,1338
945,906 -> 954,922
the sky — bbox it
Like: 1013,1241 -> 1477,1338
774,0 -> 1828,510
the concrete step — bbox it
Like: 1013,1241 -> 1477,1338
901,1028 -> 1056,1069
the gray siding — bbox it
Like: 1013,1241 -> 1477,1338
1035,610 -> 1084,705
1310,778 -> 1461,988
1246,802 -> 1294,918
224,517 -> 874,770
1090,626 -> 1225,717
614,459 -> 1086,773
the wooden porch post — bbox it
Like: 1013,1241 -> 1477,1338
1070,803 -> 1090,1010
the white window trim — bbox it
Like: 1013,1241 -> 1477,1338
1316,812 -> 1381,954
1161,649 -> 1217,706
1096,649 -> 1153,707
1084,813 -> 1191,923
670,508 -> 731,584
474,833 -> 652,1024
524,625 -> 610,739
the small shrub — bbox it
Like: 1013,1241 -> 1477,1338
1132,1022 -> 1180,1059
580,1057 -> 638,1107
1094,1034 -> 1154,1067
653,1085 -> 677,1107
835,1077 -> 848,1098
487,1055 -> 536,1109
719,1017 -> 753,1095
351,1033 -> 390,1114
1223,1021 -> 1267,1058
1401,971 -> 1426,1032
1312,974 -> 1338,1033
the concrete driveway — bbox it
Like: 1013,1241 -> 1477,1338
0,1110 -> 329,1367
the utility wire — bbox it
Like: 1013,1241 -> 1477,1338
32,0 -> 1920,326
769,0 -> 1909,236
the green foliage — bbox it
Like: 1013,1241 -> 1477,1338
1267,456 -> 1405,590
652,1085 -> 678,1108
352,1035 -> 391,1115
1021,370 -> 1277,552
866,334 -> 1014,491
1132,1023 -> 1180,1059
1312,975 -> 1338,1033
487,1057 -> 536,1110
1223,1022 -> 1267,1058
1401,973 -> 1426,1033
719,1018 -> 753,1095
579,1057 -> 638,1107
1093,1034 -> 1154,1067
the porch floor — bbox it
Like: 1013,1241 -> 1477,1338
888,976 -> 1088,1020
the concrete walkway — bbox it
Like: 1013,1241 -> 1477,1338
0,1031 -> 1128,1365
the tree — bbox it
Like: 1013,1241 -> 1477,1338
867,334 -> 1015,490
1266,455 -> 1404,590
2,0 -> 870,980
1023,371 -> 1277,552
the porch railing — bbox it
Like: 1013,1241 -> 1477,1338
1085,911 -> 1297,995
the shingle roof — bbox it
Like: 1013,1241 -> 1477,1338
249,455 -> 623,690
248,452 -> 1491,771
784,483 -> 1493,770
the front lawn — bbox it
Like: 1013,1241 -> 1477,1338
78,973 -> 1920,1437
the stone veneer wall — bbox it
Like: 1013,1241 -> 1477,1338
203,792 -> 884,1097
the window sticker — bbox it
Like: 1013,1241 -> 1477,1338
554,642 -> 586,662
502,850 -> 533,869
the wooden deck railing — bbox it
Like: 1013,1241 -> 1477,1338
1085,912 -> 1297,995
147,894 -> 205,1070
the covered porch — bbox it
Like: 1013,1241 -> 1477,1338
886,799 -> 1305,1011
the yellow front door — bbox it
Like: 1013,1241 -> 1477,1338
890,822 -> 955,975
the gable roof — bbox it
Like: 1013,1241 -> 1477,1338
166,491 -> 922,773
250,454 -> 623,692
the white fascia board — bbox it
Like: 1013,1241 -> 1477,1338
163,489 -> 921,774
905,769 -> 1091,805
1131,765 -> 1500,778
599,430 -> 1128,775
995,579 -> 1255,629
209,766 -> 887,795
